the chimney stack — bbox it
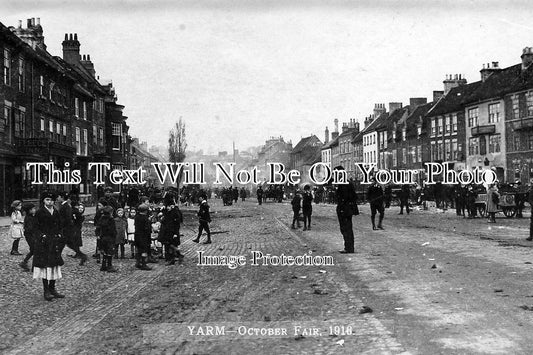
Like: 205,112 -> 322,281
373,103 -> 386,118
433,91 -> 444,102
443,74 -> 467,94
409,97 -> 427,109
324,126 -> 330,144
332,119 -> 340,140
389,102 -> 403,113
62,32 -> 81,64
522,47 -> 533,71
13,18 -> 46,50
480,61 -> 501,81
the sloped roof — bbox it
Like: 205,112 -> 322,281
363,112 -> 389,133
322,135 -> 339,150
292,135 -> 322,154
427,81 -> 482,117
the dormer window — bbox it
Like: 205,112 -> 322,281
417,125 -> 422,137
402,127 -> 406,141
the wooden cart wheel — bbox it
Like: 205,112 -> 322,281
503,207 -> 516,218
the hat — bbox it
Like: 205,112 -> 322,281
137,204 -> 149,212
164,193 -> 175,206
40,191 -> 55,202
103,206 -> 114,215
98,197 -> 108,206
11,200 -> 22,208
22,202 -> 35,212
116,207 -> 124,214
57,191 -> 70,200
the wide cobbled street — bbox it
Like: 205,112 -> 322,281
1,199 -> 533,354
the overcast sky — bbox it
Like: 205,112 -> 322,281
4,0 -> 533,154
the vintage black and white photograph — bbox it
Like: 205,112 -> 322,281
2,0 -> 533,354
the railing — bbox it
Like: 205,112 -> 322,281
471,124 -> 496,136
511,117 -> 533,131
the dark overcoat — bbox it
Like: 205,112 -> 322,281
158,207 -> 183,244
33,206 -> 65,268
134,214 -> 152,251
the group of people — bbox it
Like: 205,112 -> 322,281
7,185 -> 217,301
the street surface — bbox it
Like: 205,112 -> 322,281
1,200 -> 533,354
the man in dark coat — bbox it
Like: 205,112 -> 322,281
527,183 -> 533,241
334,167 -> 358,253
134,204 -> 152,270
367,177 -> 385,230
240,187 -> 246,202
99,206 -> 118,272
57,191 -> 87,265
399,184 -> 411,215
257,186 -> 264,205
158,198 -> 183,265
33,192 -> 66,301
103,187 -> 119,215
192,195 -> 211,244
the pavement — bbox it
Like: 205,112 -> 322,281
1,199 -> 533,354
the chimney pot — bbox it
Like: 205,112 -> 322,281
64,33 -> 68,40
74,33 -> 78,41
32,18 -> 35,26
18,20 -> 22,28
69,33 -> 73,40
36,18 -> 40,25
87,54 -> 90,60
27,19 -> 32,28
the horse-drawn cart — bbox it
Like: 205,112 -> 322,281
475,192 -> 516,218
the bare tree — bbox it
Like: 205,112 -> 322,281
168,117 -> 187,189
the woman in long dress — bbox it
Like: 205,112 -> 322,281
33,192 -> 66,301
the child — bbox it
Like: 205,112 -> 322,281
302,185 -> 313,231
192,195 -> 211,244
10,200 -> 24,255
72,203 -> 88,265
19,203 -> 37,271
126,208 -> 136,259
134,204 -> 152,270
114,208 -> 127,259
99,206 -> 118,272
291,191 -> 302,229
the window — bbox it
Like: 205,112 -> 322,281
479,136 -> 486,155
2,102 -> 12,135
14,108 -> 25,138
93,125 -> 97,144
99,128 -> 104,147
75,98 -> 79,117
512,95 -> 520,119
82,129 -> 88,156
82,101 -> 87,119
488,134 -> 501,153
451,114 -> 457,133
18,58 -> 24,92
514,135 -> 521,151
3,49 -> 11,86
445,139 -> 451,160
437,141 -> 443,160
392,149 -> 397,167
39,76 -> 44,96
409,146 -> 416,164
452,139 -> 458,160
445,115 -> 450,134
468,108 -> 479,127
40,118 -> 45,131
437,118 -> 443,135
469,137 -> 479,155
431,118 -> 436,136
488,103 -> 500,123
417,145 -> 421,163
62,124 -> 67,137
431,141 -> 436,161
402,148 -> 406,165
529,134 -> 533,150
528,91 -> 533,117
75,127 -> 81,155
112,122 -> 121,150
402,127 -> 406,141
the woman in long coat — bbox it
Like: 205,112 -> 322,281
158,200 -> 183,265
486,184 -> 500,223
33,192 -> 66,301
